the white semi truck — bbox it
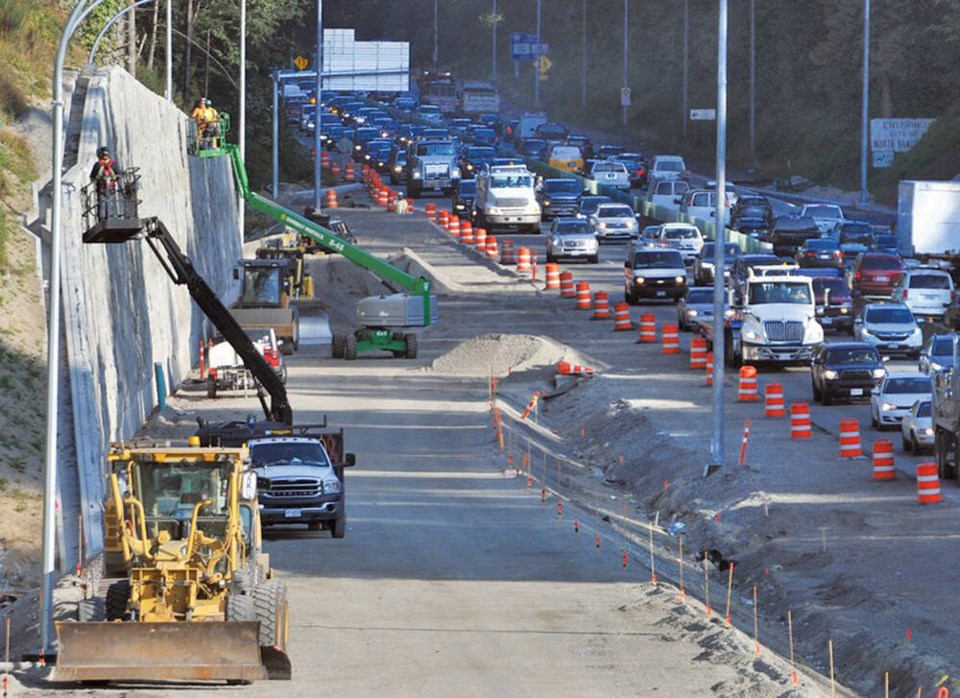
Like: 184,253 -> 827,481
473,164 -> 541,234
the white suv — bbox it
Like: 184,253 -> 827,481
657,222 -> 704,265
890,267 -> 954,321
649,155 -> 688,183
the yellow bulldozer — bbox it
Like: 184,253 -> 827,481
53,444 -> 291,684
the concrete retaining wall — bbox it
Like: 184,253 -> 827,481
58,66 -> 241,563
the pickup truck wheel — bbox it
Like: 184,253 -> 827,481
821,389 -> 832,406
331,514 -> 346,539
624,287 -> 638,306
343,335 -> 358,360
589,255 -> 599,264
724,333 -> 741,368
871,411 -> 879,429
404,333 -> 418,359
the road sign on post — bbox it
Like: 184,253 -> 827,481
539,55 -> 553,81
293,55 -> 309,71
620,87 -> 631,107
511,33 -> 549,62
690,108 -> 717,121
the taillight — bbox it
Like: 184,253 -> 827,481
855,272 -> 861,281
209,368 -> 218,379
263,348 -> 280,367
833,250 -> 841,257
902,289 -> 909,299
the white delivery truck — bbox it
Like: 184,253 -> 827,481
897,181 -> 960,258
473,164 -> 542,234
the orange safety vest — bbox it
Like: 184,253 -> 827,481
94,158 -> 117,188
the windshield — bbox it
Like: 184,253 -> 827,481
134,461 -> 232,538
458,181 -> 476,195
748,282 -> 812,305
598,206 -> 634,218
805,240 -> 837,250
866,307 -> 915,324
544,180 -> 581,195
550,147 -> 582,160
804,205 -> 842,219
814,279 -> 850,299
884,376 -> 932,394
656,160 -> 684,172
249,441 -> 331,467
909,274 -> 951,289
875,235 -> 897,247
825,347 -> 880,363
633,251 -> 683,269
593,163 -> 625,173
687,289 -> 714,304
701,243 -> 741,257
491,174 -> 533,188
917,401 -> 932,418
555,221 -> 593,235
416,143 -> 455,156
932,337 -> 959,356
662,227 -> 699,240
467,147 -> 496,159
739,206 -> 768,218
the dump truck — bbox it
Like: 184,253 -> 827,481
55,444 -> 291,684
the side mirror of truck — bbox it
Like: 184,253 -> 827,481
343,453 -> 357,467
233,268 -> 240,281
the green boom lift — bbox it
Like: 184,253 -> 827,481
225,145 -> 435,359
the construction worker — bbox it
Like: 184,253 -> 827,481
192,97 -> 219,150
89,146 -> 122,220
204,99 -> 221,148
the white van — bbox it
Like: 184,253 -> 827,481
678,189 -> 731,224
645,180 -> 690,209
650,154 -> 688,183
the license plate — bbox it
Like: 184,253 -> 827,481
850,388 -> 863,396
875,275 -> 888,282
284,509 -> 302,518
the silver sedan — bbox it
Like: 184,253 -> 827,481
900,399 -> 934,453
545,217 -> 599,264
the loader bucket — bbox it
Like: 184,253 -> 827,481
53,621 -> 263,684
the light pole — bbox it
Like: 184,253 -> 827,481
272,71 -> 279,199
749,0 -> 755,161
491,0 -> 498,84
706,0 -> 729,477
860,0 -> 870,205
165,0 -> 172,101
238,0 -> 246,238
581,0 -> 587,109
534,0 -> 542,107
622,0 -> 629,127
314,0 -> 323,211
433,0 -> 439,73
682,0 -> 689,141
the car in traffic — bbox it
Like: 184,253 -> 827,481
677,189 -> 731,224
901,399 -> 934,453
854,302 -> 923,358
795,238 -> 844,269
623,245 -> 687,303
619,153 -> 647,188
577,195 -> 613,219
677,286 -> 727,331
387,147 -> 408,185
890,266 -> 954,321
534,122 -> 569,142
545,217 -> 599,264
870,372 -> 932,430
586,160 -> 631,190
538,178 -> 583,220
546,145 -> 585,174
459,146 -> 497,179
731,195 -> 773,228
830,221 -> 874,259
589,203 -> 639,243
809,276 -> 854,333
693,242 -> 741,286
415,104 -> 443,123
596,144 -> 625,160
452,179 -> 476,220
770,215 -> 821,256
810,342 -> 885,405
565,134 -> 594,159
798,203 -> 845,234
517,137 -> 548,158
649,154 -> 688,183
467,126 -> 498,147
918,333 -> 959,374
644,180 -> 690,210
656,222 -> 704,265
848,252 -> 903,300
872,232 -> 899,255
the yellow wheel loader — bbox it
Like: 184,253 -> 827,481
53,444 -> 291,684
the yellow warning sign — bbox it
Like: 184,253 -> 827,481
538,55 -> 553,82
293,55 -> 309,71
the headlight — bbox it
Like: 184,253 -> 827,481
393,166 -> 402,173
466,164 -> 474,171
675,276 -> 686,284
839,307 -> 849,314
929,361 -> 943,372
701,261 -> 714,270
860,327 -> 874,336
451,168 -> 461,178
543,200 -> 551,206
686,309 -> 698,317
323,478 -> 342,494
455,203 -> 465,210
871,368 -> 886,379
923,427 -> 934,435
488,207 -> 501,215
597,222 -> 608,230
635,277 -> 646,285
354,144 -> 362,150
723,308 -> 735,319
822,369 -> 838,379
364,154 -> 371,160
412,171 -> 421,179
911,327 -> 922,336
881,401 -> 897,412
742,328 -> 764,342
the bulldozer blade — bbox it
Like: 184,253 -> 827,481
297,311 -> 332,346
261,645 -> 293,680
53,621 -> 263,683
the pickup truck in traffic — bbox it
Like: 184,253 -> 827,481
698,274 -> 823,367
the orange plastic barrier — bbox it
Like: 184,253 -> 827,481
839,418 -> 862,458
638,313 -> 656,343
592,291 -> 611,320
331,162 -> 341,178
690,335 -> 708,370
661,323 -> 679,354
764,383 -> 786,418
448,215 -> 461,240
613,303 -> 632,330
474,225 -> 486,249
345,163 -> 356,182
545,262 -> 560,290
790,402 -> 812,439
459,219 -> 473,244
705,352 -> 714,386
917,462 -> 942,504
738,366 -> 759,401
576,282 -> 592,310
557,361 -> 595,377
325,189 -> 338,208
425,203 -> 437,222
320,150 -> 330,168
501,239 -> 516,265
485,235 -> 499,260
559,271 -> 575,298
872,439 -> 895,481
517,247 -> 532,273
376,187 -> 388,207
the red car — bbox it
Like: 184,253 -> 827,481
849,252 -> 903,299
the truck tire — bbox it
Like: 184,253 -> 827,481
724,332 -> 742,368
226,592 -> 255,623
105,579 -> 130,620
77,597 -> 106,622
403,333 -> 418,359
331,334 -> 345,358
343,335 -> 358,360
252,580 -> 287,648
330,514 -> 346,539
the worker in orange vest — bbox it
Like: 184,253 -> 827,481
89,146 -> 122,220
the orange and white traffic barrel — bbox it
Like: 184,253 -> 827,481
839,418 -> 862,458
325,189 -> 338,208
638,313 -> 657,343
545,262 -> 560,289
661,323 -> 680,354
517,247 -> 532,272
448,215 -> 461,240
917,462 -> 942,504
738,366 -> 759,401
690,336 -> 708,370
501,239 -> 516,265
790,402 -> 812,439
576,282 -> 592,310
331,162 -> 341,178
425,203 -> 437,222
557,361 -> 595,377
376,187 -> 388,207
705,352 -> 714,386
386,189 -> 397,211
437,209 -> 449,229
485,235 -> 499,260
460,220 -> 474,244
613,303 -> 632,329
345,163 -> 356,182
474,225 -> 486,249
765,383 -> 786,418
592,291 -> 611,320
872,439 -> 895,481
320,150 -> 330,168
559,271 -> 575,298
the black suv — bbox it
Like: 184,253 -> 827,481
538,178 -> 583,220
810,342 -> 886,405
770,215 -> 821,256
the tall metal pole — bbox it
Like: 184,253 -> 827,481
44,0 -> 92,653
581,0 -> 587,109
238,0 -> 246,238
491,0 -> 498,84
534,0 -> 541,107
433,0 -> 438,73
313,0 -> 323,210
622,0 -> 628,127
682,0 -> 689,140
706,0 -> 728,477
204,28 -> 211,97
272,72 -> 279,199
749,0 -> 755,160
165,0 -> 172,100
860,0 -> 870,205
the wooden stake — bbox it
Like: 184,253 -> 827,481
788,610 -> 798,686
649,523 -> 657,586
753,585 -> 760,656
885,672 -> 889,698
677,535 -> 685,602
703,551 -> 711,617
829,638 -> 836,698
5,616 -> 10,662
724,563 -> 735,627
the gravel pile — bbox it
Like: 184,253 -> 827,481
430,333 -> 573,377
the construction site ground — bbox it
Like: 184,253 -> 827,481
7,185 -> 956,696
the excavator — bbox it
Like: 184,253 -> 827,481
53,443 -> 290,683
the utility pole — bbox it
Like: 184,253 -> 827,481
491,0 -> 498,84
165,0 -> 172,100
433,0 -> 439,73
749,0 -> 755,161
682,0 -> 689,141
622,0 -> 629,127
534,0 -> 542,107
581,0 -> 587,109
238,0 -> 246,239
314,0 -> 324,211
860,0 -> 870,205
